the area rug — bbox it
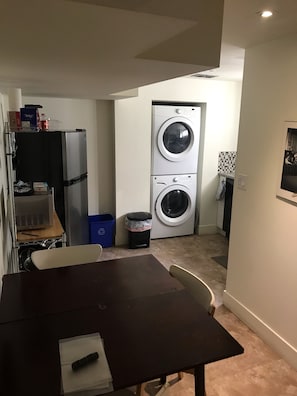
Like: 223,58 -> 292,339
212,255 -> 228,269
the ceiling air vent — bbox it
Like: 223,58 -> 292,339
191,73 -> 217,79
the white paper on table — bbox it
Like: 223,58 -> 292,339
59,332 -> 113,395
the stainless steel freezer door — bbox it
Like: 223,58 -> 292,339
62,131 -> 87,181
64,176 -> 89,246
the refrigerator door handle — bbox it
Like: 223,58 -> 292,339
64,172 -> 88,187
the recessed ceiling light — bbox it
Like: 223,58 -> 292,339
260,10 -> 273,18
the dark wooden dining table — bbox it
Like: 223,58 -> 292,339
0,254 -> 243,396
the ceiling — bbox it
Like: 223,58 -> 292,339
1,0 -> 297,100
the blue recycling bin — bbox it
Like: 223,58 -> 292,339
88,214 -> 115,248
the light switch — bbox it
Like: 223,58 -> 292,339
238,174 -> 248,190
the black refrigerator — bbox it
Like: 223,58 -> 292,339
14,130 -> 89,246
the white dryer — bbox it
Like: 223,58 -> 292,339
151,103 -> 201,175
150,174 -> 197,239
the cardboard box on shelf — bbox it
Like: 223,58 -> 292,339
33,182 -> 49,194
20,107 -> 40,130
8,111 -> 21,130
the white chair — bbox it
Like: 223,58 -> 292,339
169,264 -> 215,316
31,244 -> 102,270
137,265 -> 216,396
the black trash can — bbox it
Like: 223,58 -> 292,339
125,212 -> 152,249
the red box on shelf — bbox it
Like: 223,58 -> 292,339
8,111 -> 21,130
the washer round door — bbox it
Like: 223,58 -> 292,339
157,116 -> 196,162
155,184 -> 193,226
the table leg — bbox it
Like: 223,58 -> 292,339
194,364 -> 205,396
159,375 -> 166,385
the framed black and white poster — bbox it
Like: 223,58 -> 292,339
277,121 -> 297,204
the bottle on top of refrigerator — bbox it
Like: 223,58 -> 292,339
40,113 -> 49,131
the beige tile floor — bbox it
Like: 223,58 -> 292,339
100,234 -> 297,396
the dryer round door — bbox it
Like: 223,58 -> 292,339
155,184 -> 193,226
157,116 -> 196,162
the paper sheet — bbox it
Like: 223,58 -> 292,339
59,333 -> 113,395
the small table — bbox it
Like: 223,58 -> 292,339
0,254 -> 244,396
17,210 -> 65,244
15,211 -> 66,272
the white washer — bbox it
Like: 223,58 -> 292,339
150,174 -> 197,239
151,103 -> 201,175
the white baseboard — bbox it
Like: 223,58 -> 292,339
197,224 -> 218,235
216,227 -> 226,236
223,290 -> 297,370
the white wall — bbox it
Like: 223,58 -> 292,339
224,33 -> 297,369
115,77 -> 241,245
96,100 -> 115,216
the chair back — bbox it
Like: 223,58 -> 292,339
169,264 -> 215,316
31,244 -> 102,270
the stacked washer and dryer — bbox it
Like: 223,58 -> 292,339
150,102 -> 201,239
